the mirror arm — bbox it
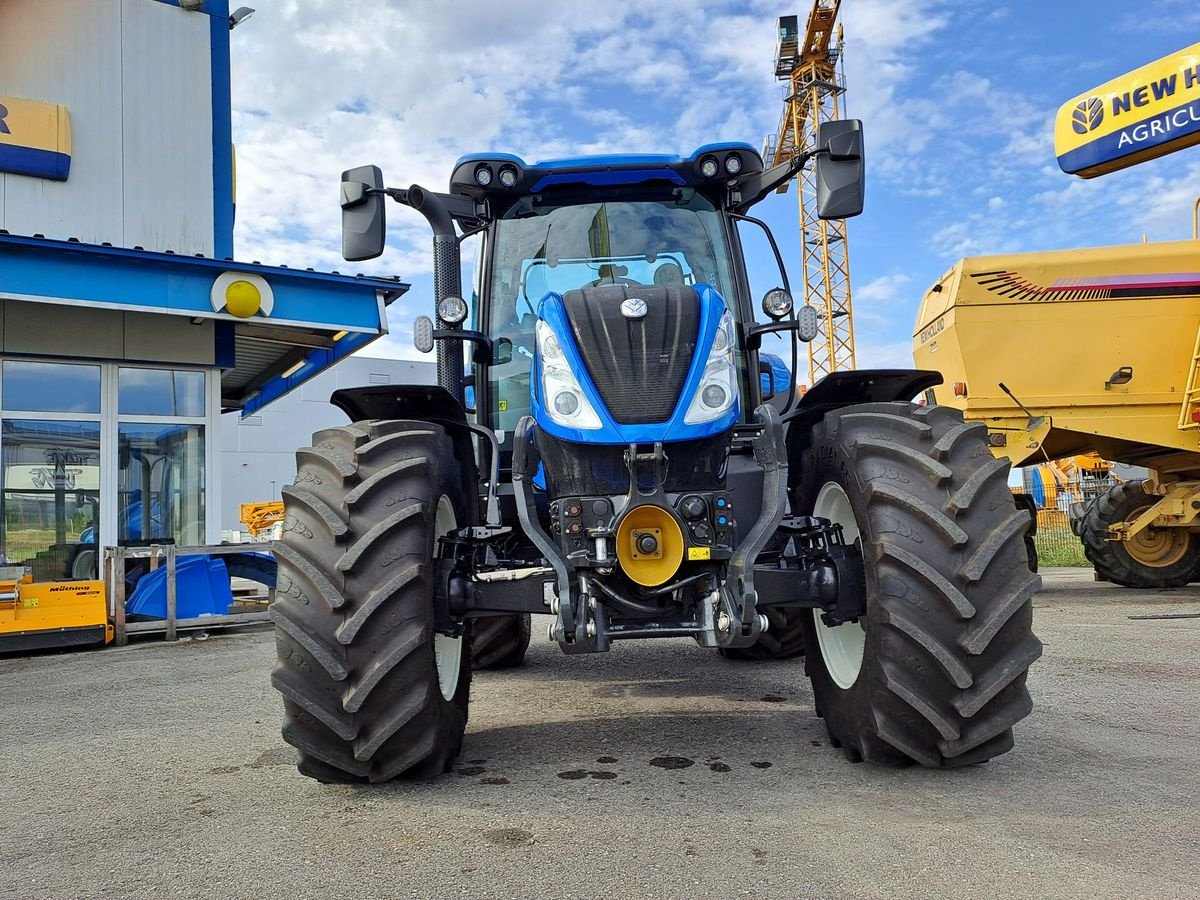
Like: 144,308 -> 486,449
731,148 -> 822,212
432,329 -> 493,365
378,186 -> 485,228
745,320 -> 798,351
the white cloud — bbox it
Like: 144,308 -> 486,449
854,338 -> 917,370
229,0 -> 790,280
856,273 -> 913,304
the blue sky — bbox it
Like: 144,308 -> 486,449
230,0 -> 1200,369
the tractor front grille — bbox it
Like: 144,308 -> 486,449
562,284 -> 700,425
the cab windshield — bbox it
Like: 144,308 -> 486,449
483,187 -> 741,439
489,186 -> 736,323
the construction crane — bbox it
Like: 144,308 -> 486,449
765,2 -> 855,383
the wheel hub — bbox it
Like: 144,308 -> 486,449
1124,504 -> 1191,569
434,496 -> 463,701
811,481 -> 866,690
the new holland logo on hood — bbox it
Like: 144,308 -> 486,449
1055,42 -> 1200,178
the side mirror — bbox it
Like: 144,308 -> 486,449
341,164 -> 386,261
493,337 -> 513,366
814,120 -> 865,220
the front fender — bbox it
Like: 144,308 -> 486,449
782,368 -> 943,461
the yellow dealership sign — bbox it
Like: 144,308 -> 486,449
1055,42 -> 1200,178
0,95 -> 72,181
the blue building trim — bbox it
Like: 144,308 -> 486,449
208,0 -> 235,258
241,330 -> 377,416
0,233 -> 405,331
214,320 -> 236,368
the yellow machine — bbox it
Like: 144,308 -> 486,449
0,568 -> 111,653
240,500 -> 285,539
913,237 -> 1200,587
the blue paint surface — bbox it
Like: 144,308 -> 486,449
0,144 -> 70,181
0,233 -> 403,332
209,0 -> 235,257
529,285 -> 739,445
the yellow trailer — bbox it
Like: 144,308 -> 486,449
913,237 -> 1200,587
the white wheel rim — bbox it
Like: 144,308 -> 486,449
812,481 -> 867,690
433,496 -> 463,702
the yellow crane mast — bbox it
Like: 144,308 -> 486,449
766,3 -> 855,383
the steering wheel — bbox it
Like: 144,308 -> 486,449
588,275 -> 642,287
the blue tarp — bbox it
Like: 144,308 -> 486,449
126,556 -> 234,619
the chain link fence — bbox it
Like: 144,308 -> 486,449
1013,471 -> 1118,567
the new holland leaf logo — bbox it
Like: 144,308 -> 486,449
1072,96 -> 1105,134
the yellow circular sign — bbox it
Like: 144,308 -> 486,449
224,279 -> 263,318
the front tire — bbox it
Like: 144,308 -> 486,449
1079,481 -> 1200,588
796,403 -> 1042,767
270,420 -> 472,783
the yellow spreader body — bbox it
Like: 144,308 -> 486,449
913,239 -> 1200,476
913,239 -> 1200,577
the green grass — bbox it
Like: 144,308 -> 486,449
1035,528 -> 1090,567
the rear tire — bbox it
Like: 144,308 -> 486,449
470,613 -> 532,669
718,607 -> 806,660
1079,481 -> 1200,588
1023,534 -> 1039,574
796,402 -> 1042,767
270,420 -> 472,783
1012,493 -> 1038,574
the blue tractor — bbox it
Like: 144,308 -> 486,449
270,122 -> 1041,782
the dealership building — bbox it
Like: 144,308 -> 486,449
0,0 -> 408,579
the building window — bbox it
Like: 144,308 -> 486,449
2,360 -> 101,414
0,359 -> 215,578
117,423 -> 205,547
118,367 -> 206,417
0,419 -> 101,579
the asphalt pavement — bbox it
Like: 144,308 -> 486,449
1,568 -> 1197,899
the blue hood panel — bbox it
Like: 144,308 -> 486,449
530,285 -> 739,445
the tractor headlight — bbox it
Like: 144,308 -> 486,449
684,310 -> 738,425
474,164 -> 493,187
536,320 -> 602,430
437,295 -> 469,325
699,156 -> 720,178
